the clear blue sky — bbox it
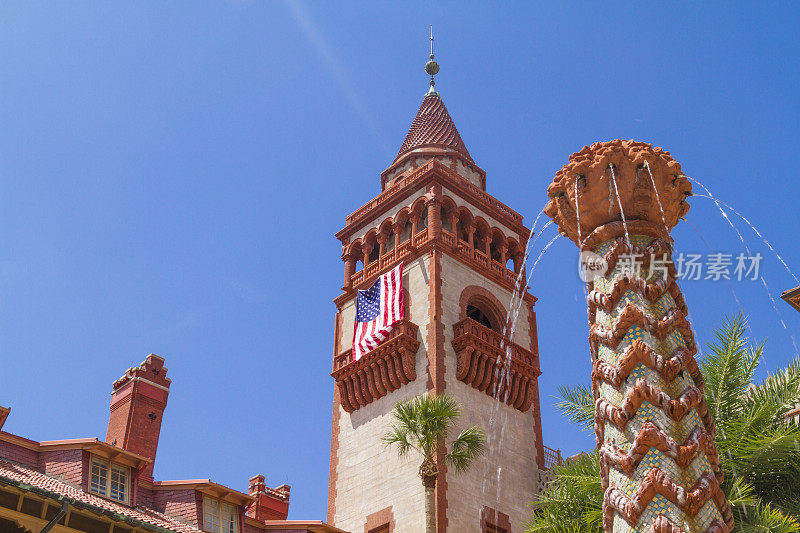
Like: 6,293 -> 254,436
2,1 -> 799,521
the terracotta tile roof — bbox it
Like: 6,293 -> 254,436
395,93 -> 472,163
0,459 -> 201,533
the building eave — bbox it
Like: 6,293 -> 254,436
153,479 -> 255,505
781,285 -> 800,312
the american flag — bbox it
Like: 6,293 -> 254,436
352,263 -> 404,361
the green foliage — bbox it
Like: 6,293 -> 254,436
383,392 -> 486,470
556,384 -> 595,432
523,452 -> 603,532
526,315 -> 800,532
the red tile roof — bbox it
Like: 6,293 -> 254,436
0,459 -> 201,533
395,93 -> 472,164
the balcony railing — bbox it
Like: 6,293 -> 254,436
332,319 -> 420,413
543,445 -> 563,470
451,318 -> 540,412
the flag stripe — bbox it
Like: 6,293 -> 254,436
352,263 -> 404,361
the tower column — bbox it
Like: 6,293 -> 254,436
342,252 -> 356,290
545,140 -> 733,533
426,193 -> 442,240
466,222 -> 475,251
393,223 -> 402,249
378,233 -> 387,257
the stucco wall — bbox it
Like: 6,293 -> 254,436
332,256 -> 432,533
439,254 -> 540,532
332,252 -> 540,532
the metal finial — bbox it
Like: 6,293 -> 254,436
425,26 -> 439,96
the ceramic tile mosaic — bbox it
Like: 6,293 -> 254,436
587,233 -> 727,530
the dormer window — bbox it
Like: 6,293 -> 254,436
89,456 -> 129,503
203,496 -> 239,533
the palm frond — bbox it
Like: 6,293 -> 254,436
524,452 -> 603,533
732,498 -> 800,533
446,425 -> 486,474
382,424 -> 416,458
702,314 -> 752,428
384,392 -> 486,479
556,384 -> 594,431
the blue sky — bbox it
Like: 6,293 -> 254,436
1,1 -> 799,521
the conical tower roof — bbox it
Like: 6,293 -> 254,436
394,92 -> 473,164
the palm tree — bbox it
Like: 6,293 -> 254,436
525,315 -> 800,532
383,392 -> 486,533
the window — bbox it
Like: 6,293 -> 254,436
89,457 -> 128,503
204,496 -> 238,533
467,304 -> 494,331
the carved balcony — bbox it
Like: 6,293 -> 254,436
452,318 -> 541,412
332,319 -> 420,413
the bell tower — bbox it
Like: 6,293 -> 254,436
328,49 -> 545,532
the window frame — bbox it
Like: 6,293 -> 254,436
89,455 -> 129,504
203,495 -> 239,533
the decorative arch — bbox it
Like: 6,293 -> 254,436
410,196 -> 428,233
489,227 -> 506,262
459,285 -> 508,332
440,195 -> 458,233
362,229 -> 379,264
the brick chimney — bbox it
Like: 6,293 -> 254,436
106,354 -> 170,480
247,474 -> 290,521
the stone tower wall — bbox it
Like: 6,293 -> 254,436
439,254 -> 541,532
331,256 -> 432,533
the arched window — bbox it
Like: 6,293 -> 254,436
467,304 -> 495,331
419,208 -> 428,229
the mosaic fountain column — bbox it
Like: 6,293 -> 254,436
544,140 -> 733,532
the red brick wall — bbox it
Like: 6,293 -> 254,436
136,483 -> 155,508
40,449 -> 83,487
153,489 -> 201,527
0,438 -> 38,468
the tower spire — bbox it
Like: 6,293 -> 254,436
425,26 -> 439,96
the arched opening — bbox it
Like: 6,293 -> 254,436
441,206 -> 451,232
467,303 -> 496,331
367,242 -> 379,264
386,229 -> 396,252
475,226 -> 489,255
399,220 -> 411,242
419,208 -> 428,230
489,242 -> 501,262
456,220 -> 467,243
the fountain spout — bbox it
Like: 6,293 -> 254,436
545,140 -> 733,532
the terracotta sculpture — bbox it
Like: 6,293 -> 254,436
545,140 -> 733,532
